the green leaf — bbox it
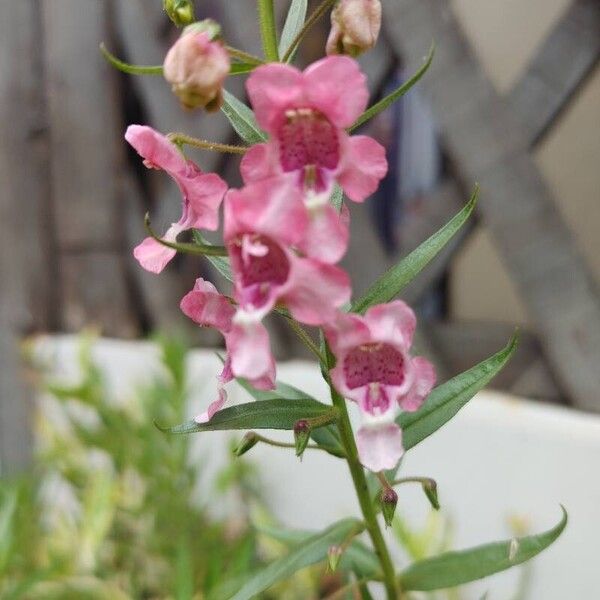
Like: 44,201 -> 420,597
192,230 -> 233,281
350,43 -> 435,131
352,185 -> 478,314
230,518 -> 365,600
157,397 -> 334,435
236,378 -> 345,458
400,332 -> 518,451
399,507 -> 567,591
279,0 -> 308,61
257,0 -> 279,61
258,524 -> 381,579
229,62 -> 257,76
100,43 -> 163,75
221,90 -> 267,144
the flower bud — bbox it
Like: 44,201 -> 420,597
163,0 -> 195,27
163,21 -> 230,111
234,432 -> 259,457
294,419 -> 311,458
327,545 -> 343,572
326,0 -> 382,57
422,479 -> 440,510
380,488 -> 398,528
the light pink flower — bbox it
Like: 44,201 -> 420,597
180,278 -> 275,422
163,29 -> 230,111
125,125 -> 227,273
326,0 -> 382,57
224,178 -> 352,325
241,56 -> 387,205
325,302 -> 436,472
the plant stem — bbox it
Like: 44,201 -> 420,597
167,133 -> 248,154
328,384 -> 399,598
257,0 -> 279,61
283,317 -> 326,363
281,0 -> 337,62
224,45 -> 265,65
253,433 -> 324,452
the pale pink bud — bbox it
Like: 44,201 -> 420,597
326,0 -> 382,57
163,28 -> 230,111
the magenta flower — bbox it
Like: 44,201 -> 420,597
180,278 -> 275,422
325,302 -> 436,472
125,125 -> 227,274
224,177 -> 352,325
241,56 -> 388,205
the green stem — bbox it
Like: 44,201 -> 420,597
225,45 -> 265,65
327,374 -> 399,598
284,317 -> 326,363
253,433 -> 325,452
167,133 -> 248,154
281,0 -> 337,62
257,0 -> 279,61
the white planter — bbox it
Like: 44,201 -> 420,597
34,336 -> 600,599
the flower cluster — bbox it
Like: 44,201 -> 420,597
126,29 -> 434,472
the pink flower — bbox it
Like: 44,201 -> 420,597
325,302 -> 436,472
224,178 -> 352,325
241,56 -> 387,204
326,0 -> 382,57
125,125 -> 227,273
180,278 -> 275,422
163,28 -> 230,111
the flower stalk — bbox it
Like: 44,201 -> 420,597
257,0 -> 279,61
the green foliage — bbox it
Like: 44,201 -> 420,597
279,0 -> 308,61
399,508 -> 567,591
221,90 -> 267,144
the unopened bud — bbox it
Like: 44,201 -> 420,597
163,20 -> 230,111
234,432 -> 259,456
422,479 -> 440,510
327,545 -> 343,572
381,488 -> 398,527
294,420 -> 311,457
326,0 -> 382,57
163,0 -> 195,27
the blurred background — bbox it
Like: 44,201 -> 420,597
1,0 -> 599,598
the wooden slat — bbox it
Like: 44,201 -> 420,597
0,0 -> 52,472
383,0 -> 600,411
509,0 -> 600,145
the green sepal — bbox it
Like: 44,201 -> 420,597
233,432 -> 259,456
399,507 -> 567,591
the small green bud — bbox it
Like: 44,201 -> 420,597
163,0 -> 195,27
183,18 -> 222,41
294,420 -> 311,457
234,432 -> 259,457
381,488 -> 398,527
327,545 -> 343,572
422,479 -> 440,510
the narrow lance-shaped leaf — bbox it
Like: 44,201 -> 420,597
279,0 -> 308,61
349,44 -> 435,131
352,185 -> 479,314
400,331 -> 518,451
236,377 -> 345,458
221,90 -> 267,144
230,518 -> 365,600
229,62 -> 258,76
193,230 -> 233,281
157,398 -> 334,435
399,507 -> 567,591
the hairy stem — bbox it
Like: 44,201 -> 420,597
225,45 -> 265,65
257,0 -> 279,61
281,0 -> 337,62
327,376 -> 399,598
167,133 -> 248,154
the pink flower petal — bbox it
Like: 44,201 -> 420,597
337,135 -> 388,202
304,56 -> 369,127
125,125 -> 184,173
183,172 -> 228,231
364,301 -> 416,349
180,278 -> 235,333
194,387 -> 228,424
284,259 -> 351,325
133,237 -> 176,274
228,319 -> 276,383
246,63 -> 305,133
299,202 -> 349,264
324,312 -> 371,355
400,356 -> 436,412
240,143 -> 279,184
356,423 -> 404,472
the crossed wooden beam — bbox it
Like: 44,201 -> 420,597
382,0 -> 600,410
